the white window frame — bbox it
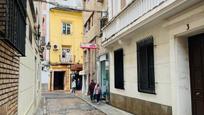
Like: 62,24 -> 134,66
62,23 -> 71,35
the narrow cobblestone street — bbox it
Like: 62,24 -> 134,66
35,91 -> 105,115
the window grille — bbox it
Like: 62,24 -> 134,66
0,0 -> 27,56
114,48 -> 124,89
137,37 -> 155,94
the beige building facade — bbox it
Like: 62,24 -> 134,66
82,0 -> 109,99
102,0 -> 204,115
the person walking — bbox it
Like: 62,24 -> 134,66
94,83 -> 101,104
77,78 -> 81,90
71,79 -> 76,94
88,80 -> 96,101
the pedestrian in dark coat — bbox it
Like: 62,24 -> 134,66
88,80 -> 96,101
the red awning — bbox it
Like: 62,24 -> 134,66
80,43 -> 97,49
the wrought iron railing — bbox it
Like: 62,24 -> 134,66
61,55 -> 73,64
0,0 -> 27,56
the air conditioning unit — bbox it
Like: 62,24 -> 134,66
53,44 -> 59,51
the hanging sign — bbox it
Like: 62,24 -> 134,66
80,43 -> 97,49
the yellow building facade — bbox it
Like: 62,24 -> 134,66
49,8 -> 83,91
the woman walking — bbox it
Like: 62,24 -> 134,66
94,83 -> 101,104
71,79 -> 76,94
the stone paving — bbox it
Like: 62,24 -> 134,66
35,91 -> 106,115
77,95 -> 133,115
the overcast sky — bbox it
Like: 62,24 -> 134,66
49,0 -> 83,8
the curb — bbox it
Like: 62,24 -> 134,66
76,95 -> 107,115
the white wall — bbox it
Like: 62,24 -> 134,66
172,37 -> 192,115
167,2 -> 204,115
107,1 -> 204,115
108,23 -> 172,106
41,71 -> 49,83
18,32 -> 41,115
18,1 -> 41,115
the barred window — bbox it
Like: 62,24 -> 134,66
0,0 -> 27,56
137,37 -> 155,94
114,49 -> 124,89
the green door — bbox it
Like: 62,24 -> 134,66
101,60 -> 110,102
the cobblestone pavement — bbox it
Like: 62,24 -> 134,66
35,91 -> 106,115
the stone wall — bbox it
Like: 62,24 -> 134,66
110,93 -> 172,115
0,41 -> 19,115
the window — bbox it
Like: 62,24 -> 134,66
91,16 -> 93,26
62,23 -> 71,35
62,48 -> 70,58
100,18 -> 108,29
29,26 -> 32,45
137,37 -> 155,94
84,20 -> 90,33
84,13 -> 94,33
0,0 -> 27,56
114,49 -> 124,89
61,48 -> 72,63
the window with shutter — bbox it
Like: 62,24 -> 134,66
137,37 -> 155,94
114,49 -> 124,89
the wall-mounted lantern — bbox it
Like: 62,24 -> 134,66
46,42 -> 51,50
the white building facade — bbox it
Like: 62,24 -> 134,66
102,0 -> 204,115
18,1 -> 42,114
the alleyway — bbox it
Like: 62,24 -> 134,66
35,91 -> 105,115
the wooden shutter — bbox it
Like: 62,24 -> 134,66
137,37 -> 155,94
114,49 -> 124,89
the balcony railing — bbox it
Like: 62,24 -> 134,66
102,0 -> 169,45
0,0 -> 27,56
61,55 -> 73,64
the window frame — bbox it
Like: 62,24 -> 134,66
137,36 -> 155,94
114,48 -> 124,90
62,23 -> 71,35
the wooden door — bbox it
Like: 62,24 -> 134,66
189,33 -> 204,115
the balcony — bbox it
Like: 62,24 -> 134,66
102,0 -> 202,47
0,0 -> 27,56
61,55 -> 73,65
102,0 -> 195,46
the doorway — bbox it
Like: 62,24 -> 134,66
54,71 -> 65,90
71,72 -> 82,90
101,61 -> 107,99
189,33 -> 204,115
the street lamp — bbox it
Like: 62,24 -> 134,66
46,42 -> 51,50
46,42 -> 51,68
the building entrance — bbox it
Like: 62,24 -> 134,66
189,33 -> 204,115
54,71 -> 65,90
